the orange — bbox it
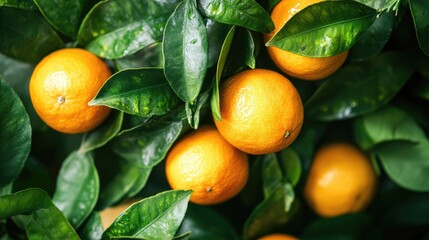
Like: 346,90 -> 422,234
29,48 -> 112,134
165,125 -> 249,205
304,142 -> 377,217
264,0 -> 348,80
99,198 -> 139,230
259,233 -> 299,240
214,69 -> 303,155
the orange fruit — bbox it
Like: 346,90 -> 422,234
165,125 -> 249,205
264,0 -> 348,80
214,69 -> 303,155
29,48 -> 112,134
99,198 -> 139,230
304,142 -> 377,217
259,233 -> 299,240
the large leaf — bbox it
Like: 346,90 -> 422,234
77,0 -> 180,59
410,0 -> 429,56
0,7 -> 63,63
0,0 -> 37,10
90,68 -> 180,118
53,151 -> 99,228
163,0 -> 208,104
0,76 -> 31,188
33,0 -> 84,37
0,188 -> 79,239
198,0 -> 274,34
305,52 -> 415,121
102,190 -> 192,240
266,1 -> 377,57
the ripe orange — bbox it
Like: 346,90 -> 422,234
214,69 -> 303,155
29,48 -> 112,134
165,125 -> 249,205
304,142 -> 377,217
264,0 -> 348,80
259,233 -> 299,240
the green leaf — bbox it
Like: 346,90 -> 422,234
80,111 -> 124,153
33,0 -> 84,37
380,193 -> 429,227
186,90 -> 210,129
78,0 -> 180,59
0,76 -> 31,188
53,151 -> 99,228
262,154 -> 283,199
102,190 -> 192,240
349,11 -> 394,61
211,25 -> 236,121
242,184 -> 297,240
0,7 -> 63,63
205,19 -> 231,68
410,0 -> 429,56
90,68 -> 180,118
305,52 -> 415,121
0,188 -> 79,239
266,1 -> 377,57
113,121 -> 183,168
0,184 -> 12,197
115,42 -> 163,70
163,0 -> 208,104
79,212 -> 104,240
279,148 -> 302,186
0,0 -> 37,10
176,204 -> 240,240
198,0 -> 274,34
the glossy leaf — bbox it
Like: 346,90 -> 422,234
0,0 -> 37,10
279,148 -> 302,186
262,154 -> 283,199
198,0 -> 274,34
163,0 -> 208,104
115,42 -> 163,70
410,0 -> 429,56
80,111 -> 124,153
53,151 -> 99,228
177,204 -> 240,240
34,0 -> 84,37
266,1 -> 377,57
113,121 -> 183,168
79,212 -> 104,240
78,0 -> 180,59
186,90 -> 210,129
211,25 -> 236,121
206,19 -> 231,68
305,52 -> 415,121
90,68 -> 180,118
0,7 -> 63,63
102,190 -> 192,240
354,0 -> 399,10
0,188 -> 79,239
0,76 -> 31,188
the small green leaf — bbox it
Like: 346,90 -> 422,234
163,0 -> 208,104
0,188 -> 79,239
102,190 -> 192,240
80,111 -> 124,153
0,0 -> 37,10
279,148 -> 302,186
53,151 -> 99,228
0,7 -> 63,63
79,212 -> 104,240
410,0 -> 429,56
211,25 -> 236,121
34,0 -> 85,37
0,76 -> 31,188
90,68 -> 180,118
266,1 -> 377,57
305,52 -> 415,121
198,0 -> 274,34
262,154 -> 283,199
186,90 -> 210,129
115,42 -> 163,70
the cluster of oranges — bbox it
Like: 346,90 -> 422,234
28,0 -> 377,238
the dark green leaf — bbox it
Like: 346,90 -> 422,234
198,0 -> 274,34
90,68 -> 180,118
206,19 -> 231,67
279,148 -> 302,186
0,184 -> 12,197
102,190 -> 192,240
266,1 -> 377,57
113,121 -> 183,168
0,76 -> 31,188
34,0 -> 84,37
53,151 -> 99,228
79,212 -> 104,240
0,7 -> 63,63
78,0 -> 180,59
177,204 -> 240,240
211,25 -> 236,121
381,193 -> 429,227
410,0 -> 429,56
354,0 -> 398,10
0,0 -> 37,10
0,188 -> 79,239
163,0 -> 208,104
115,42 -> 163,70
80,111 -> 124,153
186,90 -> 210,129
349,11 -> 394,61
305,52 -> 415,121
262,154 -> 283,199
